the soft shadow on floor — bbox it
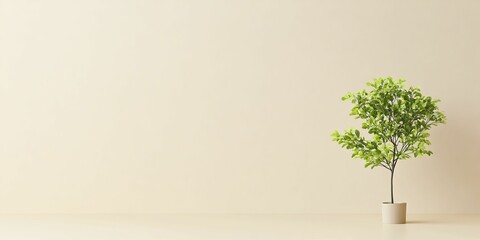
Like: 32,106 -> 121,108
407,220 -> 437,224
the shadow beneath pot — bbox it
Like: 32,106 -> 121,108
407,220 -> 435,224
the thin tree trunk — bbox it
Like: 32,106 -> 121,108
390,169 -> 394,204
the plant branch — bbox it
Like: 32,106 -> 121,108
380,162 -> 392,171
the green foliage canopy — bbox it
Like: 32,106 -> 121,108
331,77 -> 446,171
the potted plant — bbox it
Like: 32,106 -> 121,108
331,77 -> 446,224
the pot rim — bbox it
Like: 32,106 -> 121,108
382,202 -> 407,205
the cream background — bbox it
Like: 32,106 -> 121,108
0,0 -> 479,214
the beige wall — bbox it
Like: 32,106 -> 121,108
0,0 -> 479,214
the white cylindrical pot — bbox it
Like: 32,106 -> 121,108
382,202 -> 407,224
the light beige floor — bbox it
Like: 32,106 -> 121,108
0,214 -> 478,240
